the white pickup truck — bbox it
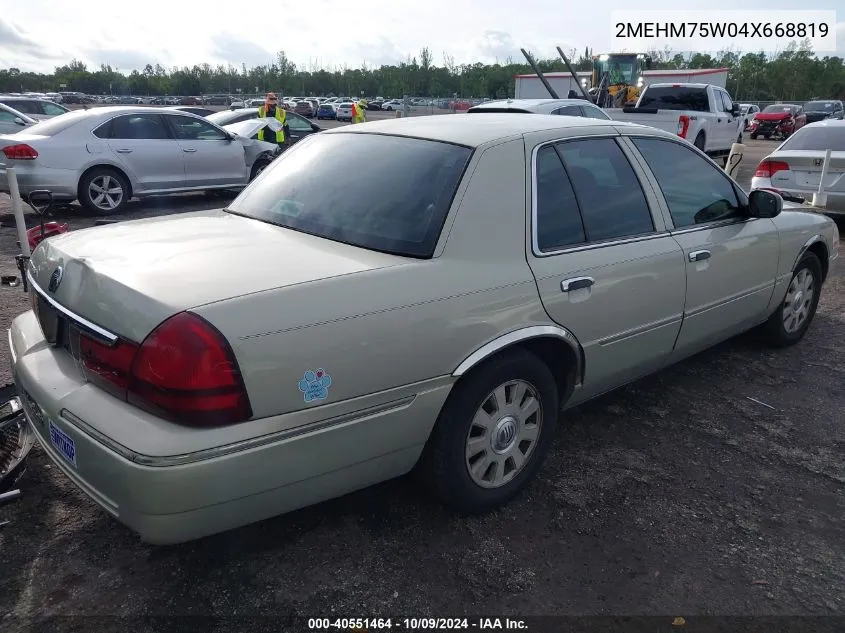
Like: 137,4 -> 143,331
607,83 -> 744,164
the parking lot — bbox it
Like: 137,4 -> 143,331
0,127 -> 843,627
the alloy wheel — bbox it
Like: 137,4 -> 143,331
783,268 -> 815,333
88,174 -> 124,211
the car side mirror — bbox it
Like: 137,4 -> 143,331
13,117 -> 27,126
732,104 -> 742,117
748,189 -> 783,218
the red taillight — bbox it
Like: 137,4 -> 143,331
2,144 -> 38,160
677,115 -> 690,139
755,159 -> 790,178
73,329 -> 139,400
127,312 -> 252,427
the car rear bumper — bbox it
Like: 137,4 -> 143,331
9,311 -> 450,545
0,163 -> 78,201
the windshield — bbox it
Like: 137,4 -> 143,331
18,109 -> 90,136
595,56 -> 638,85
763,105 -> 795,114
803,101 -> 836,112
638,86 -> 709,112
780,126 -> 845,151
226,132 -> 473,258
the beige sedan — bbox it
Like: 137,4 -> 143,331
9,113 -> 840,544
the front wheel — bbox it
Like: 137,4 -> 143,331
759,251 -> 823,347
418,348 -> 559,513
750,133 -> 758,140
250,159 -> 271,181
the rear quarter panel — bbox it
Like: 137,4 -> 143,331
193,138 -> 550,423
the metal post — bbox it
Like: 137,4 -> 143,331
812,148 -> 831,208
556,47 -> 591,101
7,167 -> 31,258
520,49 -> 560,99
0,489 -> 21,504
724,142 -> 745,179
403,95 -> 410,118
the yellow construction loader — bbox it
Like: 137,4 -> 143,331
590,53 -> 652,108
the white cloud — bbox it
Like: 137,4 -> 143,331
1,1 -> 843,74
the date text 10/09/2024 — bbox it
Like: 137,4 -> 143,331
308,618 -> 528,630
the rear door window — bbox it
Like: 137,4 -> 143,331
534,145 -> 587,251
551,105 -> 583,116
554,138 -> 655,241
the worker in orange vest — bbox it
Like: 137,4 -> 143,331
351,99 -> 367,124
257,92 -> 289,146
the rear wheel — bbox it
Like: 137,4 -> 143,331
693,133 -> 705,151
78,168 -> 129,215
750,133 -> 758,140
419,348 -> 559,513
759,252 -> 822,347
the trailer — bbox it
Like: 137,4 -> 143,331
514,72 -> 593,99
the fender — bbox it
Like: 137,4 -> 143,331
452,325 -> 584,383
792,234 -> 828,272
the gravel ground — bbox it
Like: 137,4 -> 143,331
0,136 -> 843,630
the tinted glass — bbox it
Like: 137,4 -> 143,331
41,102 -> 69,116
0,100 -> 37,114
167,115 -> 227,140
0,109 -> 17,122
632,137 -> 742,228
780,126 -> 845,151
226,133 -> 472,258
206,109 -> 257,126
552,105 -> 583,116
555,138 -> 654,241
804,101 -> 835,112
287,113 -> 312,131
638,87 -> 709,112
720,91 -> 734,112
534,145 -> 586,251
106,114 -> 170,140
581,105 -> 611,120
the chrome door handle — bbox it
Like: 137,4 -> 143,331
115,149 -> 132,153
561,277 -> 594,292
183,148 -> 198,153
689,250 -> 711,262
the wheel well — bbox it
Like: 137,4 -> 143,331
454,336 -> 581,405
806,241 -> 829,282
78,164 -> 133,199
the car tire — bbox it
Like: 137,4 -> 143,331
419,347 -> 559,514
78,167 -> 130,215
750,133 -> 758,140
250,159 -> 271,181
693,133 -> 705,151
760,251 -> 823,348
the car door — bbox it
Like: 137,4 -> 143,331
624,134 -> 779,358
164,114 -> 247,187
711,89 -> 732,149
93,113 -> 186,193
524,133 -> 686,402
0,108 -> 28,134
719,90 -> 741,143
286,112 -> 318,144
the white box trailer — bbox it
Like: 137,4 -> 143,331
640,68 -> 728,89
514,72 -> 593,99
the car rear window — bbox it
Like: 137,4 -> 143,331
780,126 -> 845,151
638,87 -> 709,112
14,109 -> 90,136
226,132 -> 473,258
803,101 -> 836,112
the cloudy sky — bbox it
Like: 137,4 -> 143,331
0,0 -> 843,74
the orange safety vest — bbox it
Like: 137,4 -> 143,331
351,102 -> 366,124
257,105 -> 286,142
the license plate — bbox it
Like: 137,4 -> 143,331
48,420 -> 77,467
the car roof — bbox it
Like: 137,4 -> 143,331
326,112 -> 658,147
0,96 -> 59,103
802,118 -> 845,128
646,83 -> 714,89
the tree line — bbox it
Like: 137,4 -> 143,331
1,42 -> 843,102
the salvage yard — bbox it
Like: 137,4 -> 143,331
0,133 -> 843,627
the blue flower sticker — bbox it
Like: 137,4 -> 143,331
298,368 -> 332,403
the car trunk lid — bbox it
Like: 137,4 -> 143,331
28,208 -> 408,344
770,151 -> 845,192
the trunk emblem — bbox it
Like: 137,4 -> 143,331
813,158 -> 823,167
48,266 -> 63,292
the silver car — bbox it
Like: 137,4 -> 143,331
467,98 -> 611,119
0,106 -> 281,214
0,102 -> 36,134
751,119 -> 845,217
0,96 -> 70,120
9,114 -> 839,544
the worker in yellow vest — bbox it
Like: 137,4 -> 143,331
351,99 -> 367,124
257,92 -> 289,146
